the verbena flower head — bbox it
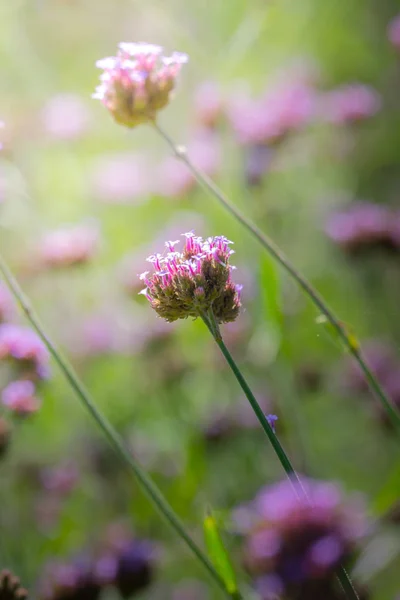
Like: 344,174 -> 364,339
93,42 -> 188,128
239,478 -> 366,600
2,380 -> 40,416
0,323 -> 50,379
139,232 -> 241,323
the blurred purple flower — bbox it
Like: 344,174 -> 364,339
1,380 -> 40,416
40,463 -> 79,496
90,153 -> 153,203
388,14 -> 400,50
228,79 -> 316,146
41,94 -> 91,140
241,478 -> 367,600
40,222 -> 99,268
319,84 -> 381,124
157,130 -> 221,198
193,81 -> 224,129
325,202 -> 400,254
0,323 -> 50,379
93,42 -> 188,128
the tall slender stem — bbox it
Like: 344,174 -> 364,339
0,252 -> 240,600
202,311 -> 359,600
153,121 -> 400,433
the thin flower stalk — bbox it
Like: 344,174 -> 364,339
152,121 -> 400,434
0,251 -> 241,600
202,309 -> 359,600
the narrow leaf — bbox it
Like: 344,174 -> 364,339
204,510 -> 239,596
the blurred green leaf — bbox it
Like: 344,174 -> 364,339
204,509 -> 239,597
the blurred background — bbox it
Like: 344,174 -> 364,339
0,0 -> 400,598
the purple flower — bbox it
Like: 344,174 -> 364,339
139,232 -> 241,323
1,380 -> 40,416
325,202 -> 400,254
241,478 -> 367,600
40,222 -> 99,269
193,81 -> 224,129
93,42 -> 188,128
0,323 -> 50,379
319,84 -> 381,124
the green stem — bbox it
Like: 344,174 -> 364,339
153,121 -> 400,434
202,310 -> 359,600
0,252 -> 240,600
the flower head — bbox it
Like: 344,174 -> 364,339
93,42 -> 188,128
40,222 -> 99,268
1,380 -> 41,416
240,478 -> 367,600
139,232 -> 241,323
320,84 -> 381,124
0,323 -> 50,379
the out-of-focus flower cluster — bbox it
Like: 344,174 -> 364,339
0,283 -> 50,424
93,42 -> 188,128
39,222 -> 99,269
39,527 -> 155,600
325,202 -> 400,254
235,478 -> 367,600
139,232 -> 242,324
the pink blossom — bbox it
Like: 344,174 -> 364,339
1,380 -> 40,416
93,42 -> 188,128
0,324 -> 50,379
319,84 -> 381,124
388,14 -> 400,50
40,222 -> 99,268
41,94 -> 91,140
228,80 -> 315,145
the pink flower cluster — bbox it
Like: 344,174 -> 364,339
0,323 -> 50,379
229,80 -> 316,145
139,232 -> 242,323
319,84 -> 381,124
0,322 -> 50,418
325,202 -> 400,253
1,380 -> 40,416
93,42 -> 188,128
40,223 -> 99,268
238,478 -> 366,600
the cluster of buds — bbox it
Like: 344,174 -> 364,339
325,202 -> 400,254
39,535 -> 155,600
93,42 -> 188,128
237,478 -> 366,600
0,323 -> 50,417
39,222 -> 99,269
0,569 -> 28,600
139,232 -> 241,324
319,84 -> 381,124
